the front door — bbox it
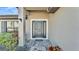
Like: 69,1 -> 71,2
31,19 -> 48,39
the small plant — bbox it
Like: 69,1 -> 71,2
48,45 -> 62,51
0,32 -> 18,51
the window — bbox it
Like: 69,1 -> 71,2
0,20 -> 19,40
7,21 -> 19,32
31,19 -> 48,39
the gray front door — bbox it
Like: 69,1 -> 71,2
32,21 -> 46,38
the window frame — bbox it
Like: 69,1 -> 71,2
0,20 -> 19,32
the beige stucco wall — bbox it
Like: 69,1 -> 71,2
29,11 -> 48,19
25,8 -> 79,50
25,11 -> 48,40
49,7 -> 79,51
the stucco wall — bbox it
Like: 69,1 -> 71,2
25,11 -> 48,40
25,8 -> 79,50
49,7 -> 79,51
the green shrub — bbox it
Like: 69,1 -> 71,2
0,32 -> 18,51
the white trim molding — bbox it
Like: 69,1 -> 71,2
30,19 -> 48,40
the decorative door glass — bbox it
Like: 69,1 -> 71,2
32,21 -> 46,38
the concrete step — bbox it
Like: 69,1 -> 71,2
25,39 -> 52,51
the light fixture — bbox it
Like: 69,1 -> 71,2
26,15 -> 28,19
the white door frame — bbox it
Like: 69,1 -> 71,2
30,19 -> 48,40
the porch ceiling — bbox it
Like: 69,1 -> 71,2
25,7 -> 48,11
25,7 -> 59,13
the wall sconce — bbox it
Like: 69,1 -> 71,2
19,15 -> 28,22
26,15 -> 28,20
19,18 -> 22,22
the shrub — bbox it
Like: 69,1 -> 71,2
0,32 -> 18,51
